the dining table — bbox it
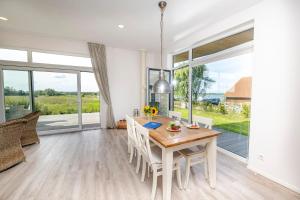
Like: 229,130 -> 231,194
135,116 -> 220,200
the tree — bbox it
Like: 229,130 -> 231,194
174,65 -> 214,107
191,65 -> 215,104
44,88 -> 57,96
174,67 -> 189,104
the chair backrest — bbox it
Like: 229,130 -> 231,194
0,119 -> 26,146
168,111 -> 182,121
126,115 -> 138,145
134,122 -> 153,164
193,115 -> 213,129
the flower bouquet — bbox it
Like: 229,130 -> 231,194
143,105 -> 158,121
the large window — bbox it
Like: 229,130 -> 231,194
172,28 -> 254,159
172,51 -> 189,120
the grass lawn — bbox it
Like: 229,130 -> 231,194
5,95 -> 100,115
174,107 -> 250,136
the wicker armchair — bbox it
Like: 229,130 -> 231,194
21,112 -> 40,146
0,119 -> 26,172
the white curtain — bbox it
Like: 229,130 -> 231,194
88,43 -> 116,128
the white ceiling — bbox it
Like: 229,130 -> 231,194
0,0 -> 261,52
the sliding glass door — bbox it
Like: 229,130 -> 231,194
191,53 -> 253,158
33,71 -> 80,131
0,67 -> 101,133
3,70 -> 32,120
81,72 -> 100,129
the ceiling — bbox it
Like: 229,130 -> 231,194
0,0 -> 261,52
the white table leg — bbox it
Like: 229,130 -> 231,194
162,148 -> 173,200
206,137 -> 217,188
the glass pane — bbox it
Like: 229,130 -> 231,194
81,72 -> 100,128
3,70 -> 31,120
33,71 -> 79,131
191,53 -> 253,158
173,66 -> 189,121
0,48 -> 27,62
148,69 -> 170,116
32,52 -> 92,67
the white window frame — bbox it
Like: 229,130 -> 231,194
171,22 -> 254,162
0,48 -> 100,135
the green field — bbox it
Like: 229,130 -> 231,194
174,107 -> 250,136
5,95 -> 100,115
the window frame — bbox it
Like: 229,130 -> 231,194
171,23 -> 254,124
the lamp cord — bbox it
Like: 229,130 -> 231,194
160,11 -> 163,68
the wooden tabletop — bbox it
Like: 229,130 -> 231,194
135,116 -> 220,148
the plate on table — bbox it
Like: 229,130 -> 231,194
186,124 -> 200,129
166,127 -> 181,132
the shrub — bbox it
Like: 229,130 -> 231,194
241,104 -> 251,118
218,103 -> 227,115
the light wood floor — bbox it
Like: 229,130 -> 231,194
0,129 -> 299,200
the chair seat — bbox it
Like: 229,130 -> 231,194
151,146 -> 182,165
179,145 -> 206,157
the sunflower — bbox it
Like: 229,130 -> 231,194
151,107 -> 158,116
143,105 -> 151,115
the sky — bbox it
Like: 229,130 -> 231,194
3,71 -> 98,92
205,53 -> 253,93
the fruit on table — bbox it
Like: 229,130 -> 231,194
169,121 -> 180,130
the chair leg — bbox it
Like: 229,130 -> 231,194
204,156 -> 208,180
141,158 -> 146,182
176,162 -> 183,189
147,163 -> 150,178
184,158 -> 191,189
151,169 -> 158,200
129,146 -> 134,163
136,152 -> 141,173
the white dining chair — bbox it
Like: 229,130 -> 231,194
126,115 -> 142,173
179,115 -> 213,189
168,111 -> 182,121
135,122 -> 183,200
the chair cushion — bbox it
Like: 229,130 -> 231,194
179,145 -> 206,156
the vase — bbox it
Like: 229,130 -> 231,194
147,114 -> 153,121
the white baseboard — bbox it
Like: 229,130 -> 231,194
217,147 -> 248,163
247,165 -> 300,194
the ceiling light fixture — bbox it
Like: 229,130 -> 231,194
153,1 -> 171,94
118,24 -> 125,29
0,17 -> 8,21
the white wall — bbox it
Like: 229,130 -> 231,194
0,30 -> 143,126
0,29 -> 89,56
147,52 -> 171,70
106,47 -> 140,121
167,0 -> 300,193
248,0 -> 300,192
